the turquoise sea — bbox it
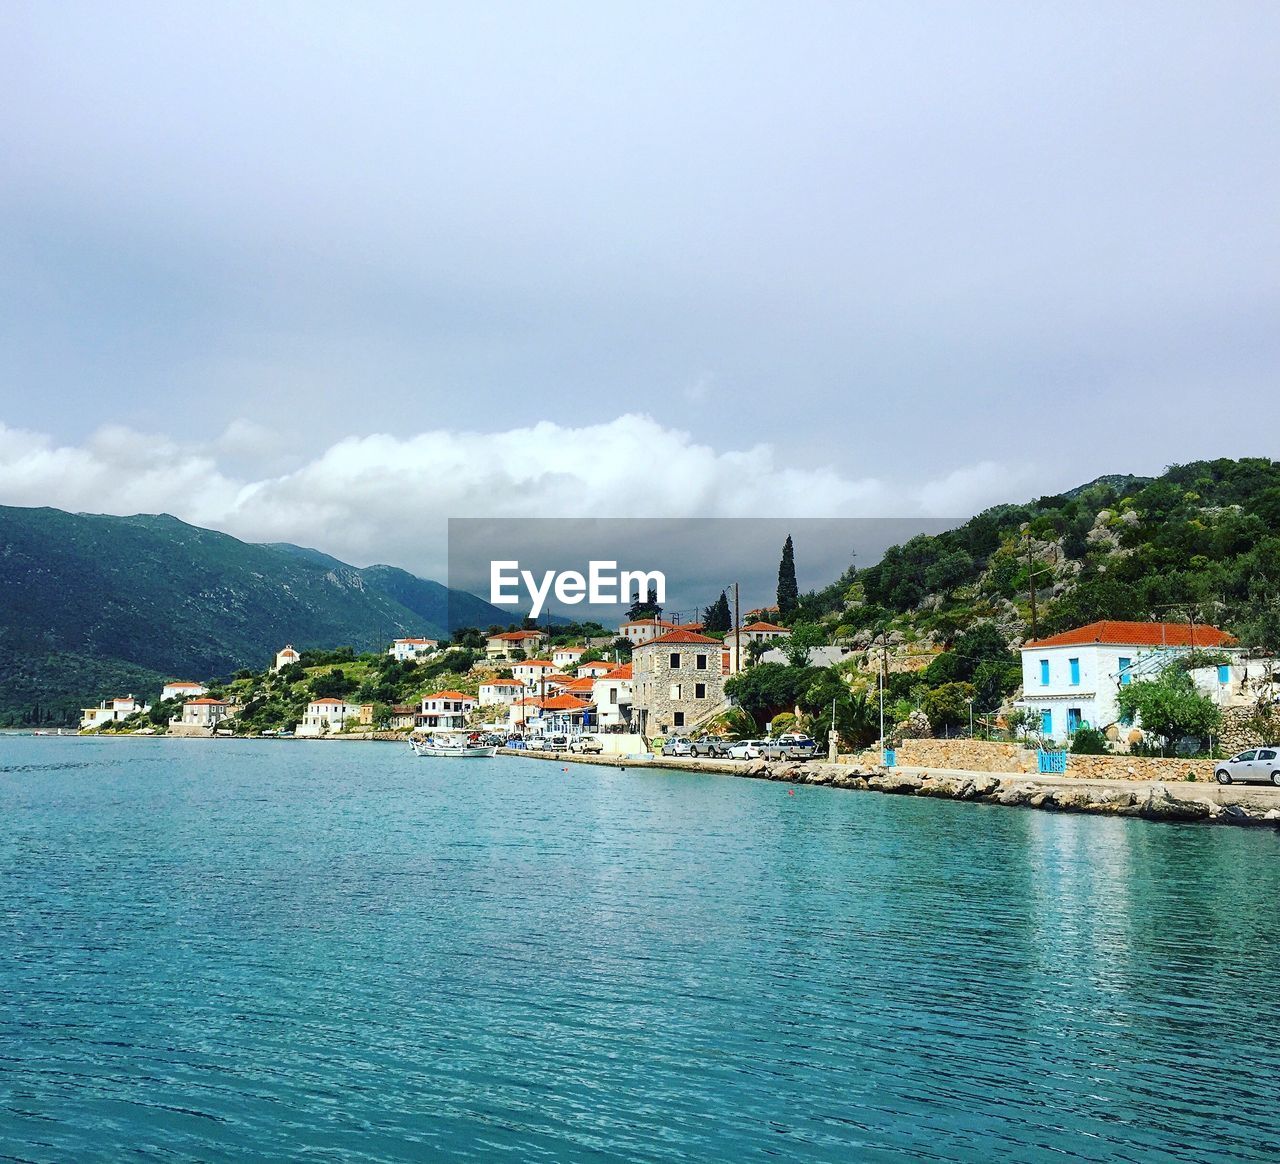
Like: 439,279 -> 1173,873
2,736 -> 1278,1162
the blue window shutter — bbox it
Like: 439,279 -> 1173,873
1118,657 -> 1131,685
1041,708 -> 1052,734
1069,658 -> 1080,685
1040,659 -> 1050,686
1218,664 -> 1230,684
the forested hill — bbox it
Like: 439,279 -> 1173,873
0,506 -> 508,725
802,458 -> 1280,653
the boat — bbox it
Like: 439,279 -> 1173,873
409,732 -> 496,758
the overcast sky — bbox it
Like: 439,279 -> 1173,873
1,2 -> 1277,580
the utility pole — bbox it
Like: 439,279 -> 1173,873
1025,527 -> 1039,639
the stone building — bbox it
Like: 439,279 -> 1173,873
632,629 -> 725,737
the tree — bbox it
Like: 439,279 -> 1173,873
703,590 -> 732,633
922,682 -> 975,733
1116,668 -> 1222,749
627,586 -> 663,621
777,535 -> 799,618
725,663 -> 816,723
781,622 -> 825,668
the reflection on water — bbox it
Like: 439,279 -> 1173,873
1,736 -> 1278,1162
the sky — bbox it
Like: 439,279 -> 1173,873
1,2 -> 1277,582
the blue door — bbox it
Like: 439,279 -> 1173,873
1067,708 -> 1082,734
1040,708 -> 1053,735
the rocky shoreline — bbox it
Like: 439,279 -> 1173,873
504,750 -> 1280,829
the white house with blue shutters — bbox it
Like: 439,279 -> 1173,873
1016,619 -> 1237,743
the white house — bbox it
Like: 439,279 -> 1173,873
512,659 -> 558,688
1016,619 -> 1236,742
388,637 -> 439,662
478,679 -> 526,706
298,697 -> 362,736
416,690 -> 476,730
592,663 -> 633,730
576,660 -> 615,679
1189,657 -> 1280,708
274,645 -> 301,671
80,694 -> 150,730
485,630 -> 549,660
179,697 -> 232,729
620,618 -> 680,646
162,680 -> 208,702
552,645 -> 587,669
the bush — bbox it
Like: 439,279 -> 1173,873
1070,725 -> 1109,754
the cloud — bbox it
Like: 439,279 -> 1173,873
0,413 -> 1027,577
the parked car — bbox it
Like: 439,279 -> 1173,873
661,736 -> 695,757
1214,747 -> 1280,785
689,735 -> 729,758
728,739 -> 765,760
761,734 -> 818,760
569,735 -> 604,754
545,735 -> 569,751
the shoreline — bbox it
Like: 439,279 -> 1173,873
499,748 -> 1280,829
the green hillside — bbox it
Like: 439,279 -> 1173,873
0,507 -> 511,725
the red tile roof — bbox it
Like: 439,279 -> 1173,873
311,697 -> 346,705
741,621 -> 789,633
600,663 -> 633,680
622,618 -> 679,629
425,690 -> 472,701
186,697 -> 228,705
491,630 -> 545,640
640,628 -> 721,646
562,677 -> 597,692
1025,620 -> 1237,649
521,659 -> 555,668
538,694 -> 593,710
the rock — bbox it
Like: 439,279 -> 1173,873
1090,790 -> 1138,814
917,775 -> 961,798
997,784 -> 1034,806
868,773 -> 923,795
1265,809 -> 1280,821
967,774 -> 1002,798
745,760 -> 769,778
1137,783 -> 1211,822
1028,790 -> 1058,809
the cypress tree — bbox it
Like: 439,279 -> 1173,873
704,590 -> 732,633
776,534 -> 799,618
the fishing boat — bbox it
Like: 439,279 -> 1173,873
409,731 -> 496,758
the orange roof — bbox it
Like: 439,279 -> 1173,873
484,679 -> 524,687
578,660 -> 612,670
166,680 -> 203,687
492,630 -> 545,640
394,637 -> 435,644
640,628 -> 721,646
186,697 -> 228,705
311,697 -> 346,705
538,694 -> 593,710
522,659 -> 555,668
555,645 -> 586,653
622,618 -> 679,629
1025,620 -> 1237,649
741,621 -> 788,633
425,690 -> 472,701
600,663 -> 633,680
562,677 -> 597,691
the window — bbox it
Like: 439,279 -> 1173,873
1236,750 -> 1257,762
608,687 -> 617,703
669,653 -> 681,669
1040,709 -> 1052,734
1218,664 -> 1230,685
1040,659 -> 1050,686
1067,708 -> 1082,734
1068,658 -> 1080,686
673,712 -> 685,727
1118,656 -> 1131,685
670,684 -> 682,701
695,654 -> 707,669
1259,749 -> 1276,761
695,683 -> 706,699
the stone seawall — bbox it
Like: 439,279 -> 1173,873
504,749 -> 1280,829
847,738 -> 1219,782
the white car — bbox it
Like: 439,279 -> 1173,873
728,740 -> 765,760
1214,747 -> 1280,785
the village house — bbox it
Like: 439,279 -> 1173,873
631,629 -> 726,737
80,694 -> 150,730
1189,656 -> 1280,708
485,629 -> 549,661
620,618 -> 680,646
538,693 -> 594,735
273,645 -> 301,671
478,679 -> 526,706
161,680 -> 207,702
179,697 -> 232,729
416,690 -> 476,730
512,658 -> 558,688
387,637 -> 439,662
388,704 -> 418,729
551,645 -> 587,669
592,663 -> 633,730
298,697 -> 363,735
1016,619 -> 1237,742
576,660 -> 615,679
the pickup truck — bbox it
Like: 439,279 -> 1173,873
760,734 -> 819,760
568,735 -> 604,754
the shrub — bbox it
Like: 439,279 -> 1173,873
1070,725 -> 1109,754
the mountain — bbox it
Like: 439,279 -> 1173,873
0,507 -> 513,725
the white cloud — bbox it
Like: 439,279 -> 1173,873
0,414 -> 1029,577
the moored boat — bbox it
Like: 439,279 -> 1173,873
409,732 -> 496,758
